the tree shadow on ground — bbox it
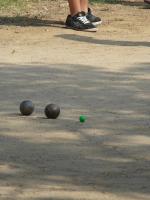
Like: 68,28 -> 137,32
0,16 -> 65,28
100,0 -> 150,9
56,34 -> 150,47
0,62 -> 150,199
120,0 -> 150,8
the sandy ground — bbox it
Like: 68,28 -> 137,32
0,1 -> 150,200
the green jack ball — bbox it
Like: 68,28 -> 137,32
79,115 -> 86,123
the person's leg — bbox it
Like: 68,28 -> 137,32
68,0 -> 81,16
80,0 -> 88,13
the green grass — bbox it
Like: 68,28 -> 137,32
0,0 -> 21,7
0,0 -> 41,11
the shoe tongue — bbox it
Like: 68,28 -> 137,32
88,8 -> 91,14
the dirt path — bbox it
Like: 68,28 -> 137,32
0,1 -> 150,200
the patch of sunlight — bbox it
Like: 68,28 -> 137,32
85,156 -> 134,163
25,131 -> 80,144
14,188 -> 150,200
0,163 -> 23,174
0,130 -> 80,144
105,109 -> 149,119
108,135 -> 150,146
0,186 -> 16,195
128,193 -> 150,200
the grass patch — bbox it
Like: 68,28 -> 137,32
0,0 -> 41,13
0,0 -> 24,8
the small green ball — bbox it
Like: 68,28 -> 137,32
79,115 -> 86,123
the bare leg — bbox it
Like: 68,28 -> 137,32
80,0 -> 88,13
68,0 -> 81,16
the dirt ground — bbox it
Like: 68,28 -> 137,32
0,1 -> 150,200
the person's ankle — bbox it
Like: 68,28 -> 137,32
71,11 -> 81,17
82,8 -> 88,13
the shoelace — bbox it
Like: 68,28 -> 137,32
77,16 -> 90,24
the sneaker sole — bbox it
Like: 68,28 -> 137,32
92,20 -> 102,26
65,25 -> 98,32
